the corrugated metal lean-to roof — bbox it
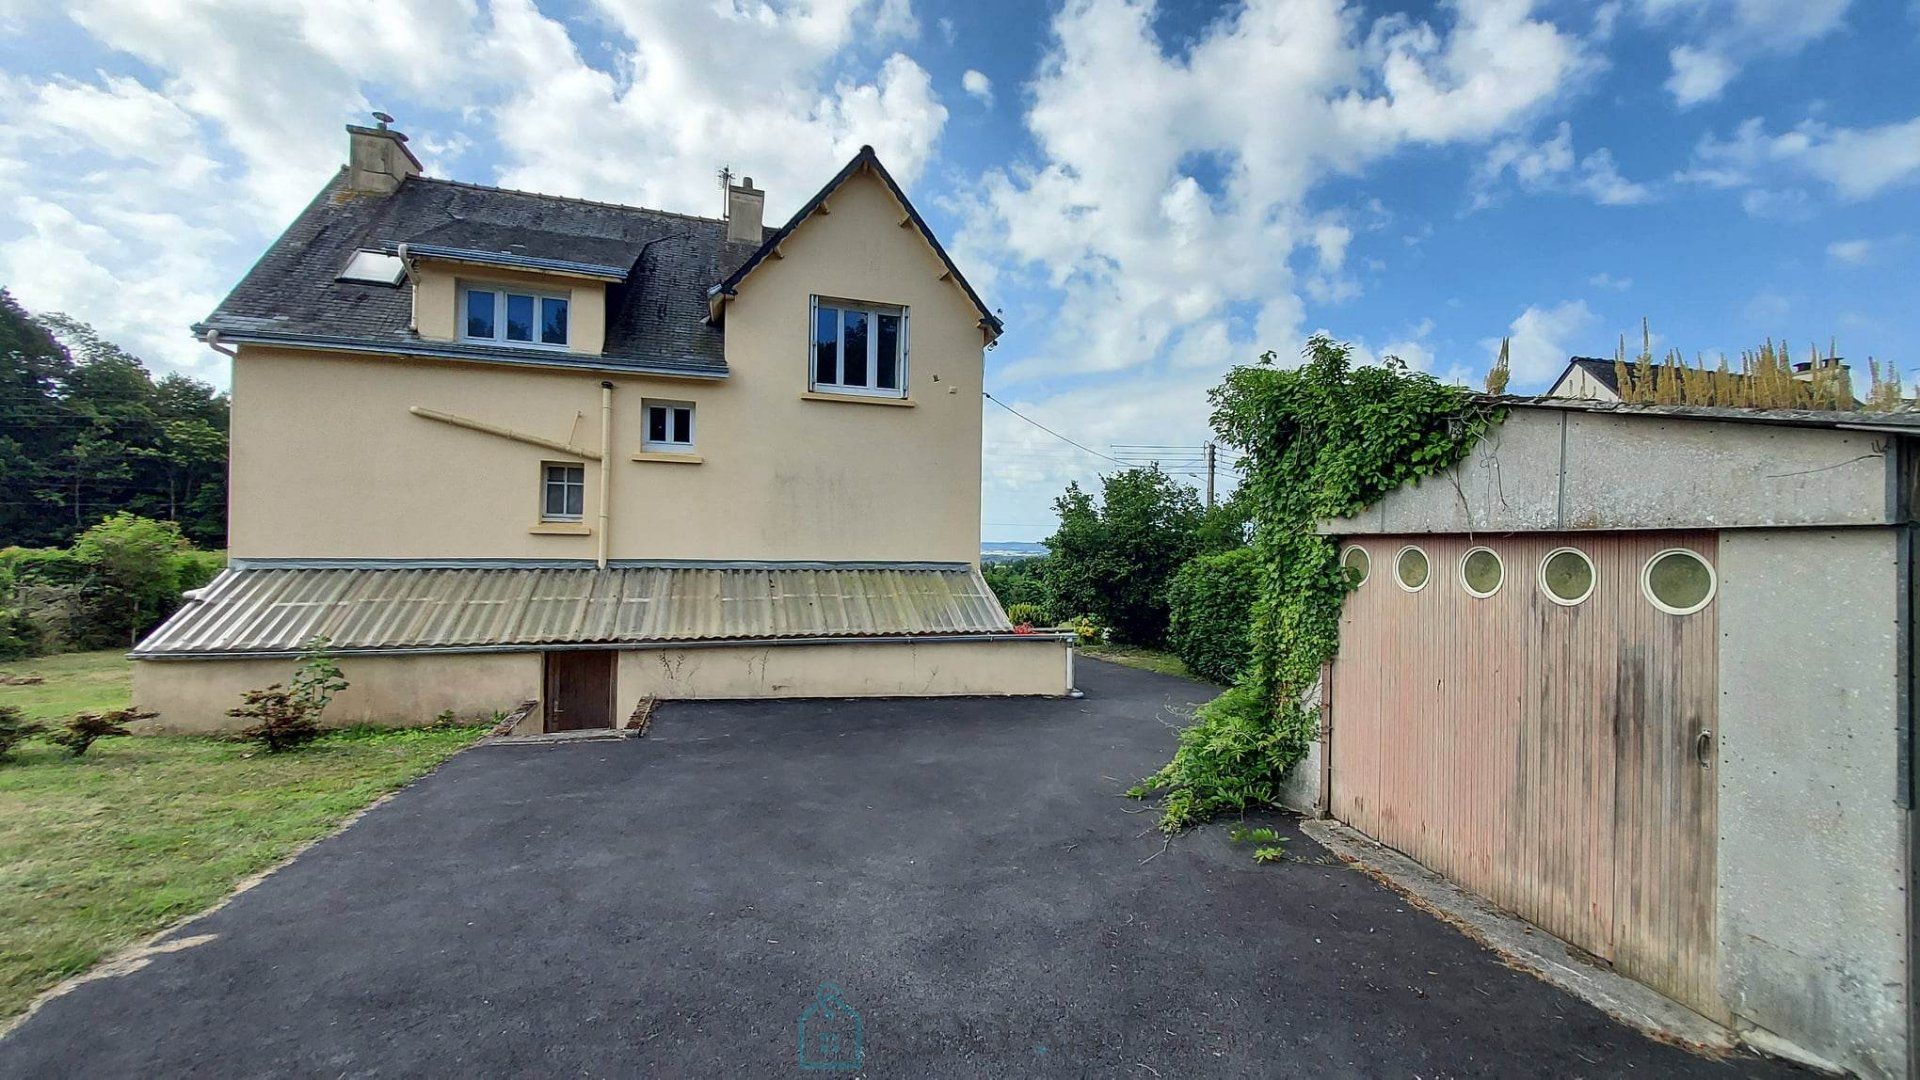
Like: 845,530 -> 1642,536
134,564 -> 1014,658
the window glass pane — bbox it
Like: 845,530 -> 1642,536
540,297 -> 569,345
648,407 -> 668,444
842,309 -> 869,387
1341,546 -> 1370,586
465,290 -> 496,338
672,407 -> 691,444
544,483 -> 566,517
876,313 -> 900,390
1542,549 -> 1594,603
564,467 -> 584,517
1647,551 -> 1713,612
1462,549 -> 1502,596
814,305 -> 839,385
505,294 -> 534,341
1396,547 -> 1429,590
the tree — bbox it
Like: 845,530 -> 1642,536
1041,466 -> 1206,645
69,512 -> 188,646
0,293 -> 231,547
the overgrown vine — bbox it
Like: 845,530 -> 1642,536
1129,335 -> 1500,832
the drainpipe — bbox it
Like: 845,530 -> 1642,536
205,330 -> 237,358
396,242 -> 418,331
597,381 -> 614,569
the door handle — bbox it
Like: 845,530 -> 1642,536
1696,729 -> 1713,768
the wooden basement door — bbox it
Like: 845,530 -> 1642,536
1329,531 -> 1724,1021
544,650 -> 615,731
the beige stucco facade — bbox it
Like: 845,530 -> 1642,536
135,637 -> 1072,732
226,168 -> 985,564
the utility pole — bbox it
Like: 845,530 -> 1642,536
1205,441 -> 1216,509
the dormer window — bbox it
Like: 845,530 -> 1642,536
461,284 -> 569,348
811,297 -> 907,397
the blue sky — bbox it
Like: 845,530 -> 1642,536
1,0 -> 1915,540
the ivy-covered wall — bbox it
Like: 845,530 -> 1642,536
1131,336 -> 1498,831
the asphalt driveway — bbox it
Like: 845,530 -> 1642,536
1,659 -> 1794,1077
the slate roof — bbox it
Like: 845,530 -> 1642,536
197,170 -> 772,377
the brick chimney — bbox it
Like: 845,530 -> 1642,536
725,176 -> 764,244
346,112 -> 422,195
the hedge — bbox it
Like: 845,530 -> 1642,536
1165,547 -> 1259,685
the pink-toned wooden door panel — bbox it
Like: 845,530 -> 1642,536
1329,532 -> 1721,1020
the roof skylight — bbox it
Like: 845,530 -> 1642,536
338,250 -> 406,286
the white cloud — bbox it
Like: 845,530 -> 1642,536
1475,121 -> 1651,207
1826,238 -> 1875,264
1637,0 -> 1852,106
1680,115 -> 1920,206
962,69 -> 994,106
1482,300 -> 1599,387
1588,272 -> 1633,290
0,0 -> 945,378
962,0 -> 1591,382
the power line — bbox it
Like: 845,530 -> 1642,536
982,391 -> 1131,467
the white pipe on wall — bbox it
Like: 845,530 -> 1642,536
597,381 -> 613,569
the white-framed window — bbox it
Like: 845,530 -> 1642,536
1394,545 -> 1430,592
643,400 -> 695,451
462,283 -> 570,348
811,296 -> 907,397
1341,545 -> 1371,587
1459,546 -> 1503,598
1642,548 -> 1715,615
541,461 -> 585,521
1538,546 -> 1596,606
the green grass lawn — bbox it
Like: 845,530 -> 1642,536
1080,643 -> 1200,681
0,654 -> 486,1024
0,650 -> 133,722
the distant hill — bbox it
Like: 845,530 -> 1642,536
981,541 -> 1048,564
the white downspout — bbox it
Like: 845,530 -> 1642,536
597,380 -> 613,569
205,330 -> 237,358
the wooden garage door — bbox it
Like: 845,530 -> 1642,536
1329,532 -> 1722,1020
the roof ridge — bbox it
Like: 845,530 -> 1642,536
405,174 -> 729,227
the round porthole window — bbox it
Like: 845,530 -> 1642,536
1395,546 -> 1430,592
1460,547 -> 1503,598
1642,548 -> 1715,615
1538,547 -> 1596,606
1341,546 -> 1371,586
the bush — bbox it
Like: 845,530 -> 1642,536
230,639 -> 349,753
1128,682 -> 1308,830
49,707 -> 153,756
1165,548 -> 1260,684
0,705 -> 44,761
0,519 -> 224,655
982,557 -> 1048,612
1004,602 -> 1049,627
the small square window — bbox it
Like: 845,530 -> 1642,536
541,462 -> 585,521
643,401 -> 695,451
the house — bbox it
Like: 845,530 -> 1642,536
1546,353 -> 1856,403
133,118 -> 1074,731
1305,396 -> 1919,1078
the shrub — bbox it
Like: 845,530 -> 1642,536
0,705 -> 45,761
1004,602 -> 1049,627
1063,615 -> 1104,646
230,638 -> 348,753
71,513 -> 189,647
982,556 -> 1049,612
1165,548 -> 1260,685
50,707 -> 153,756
